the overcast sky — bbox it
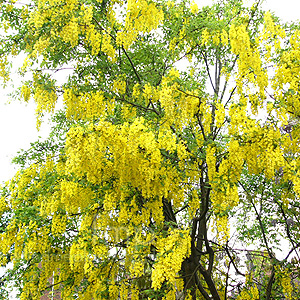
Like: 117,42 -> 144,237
0,0 -> 299,184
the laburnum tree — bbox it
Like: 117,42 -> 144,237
1,0 -> 300,299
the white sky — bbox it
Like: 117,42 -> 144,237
0,97 -> 52,183
263,0 -> 300,20
0,0 -> 299,184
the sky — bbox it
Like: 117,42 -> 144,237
0,0 -> 299,184
261,0 -> 300,20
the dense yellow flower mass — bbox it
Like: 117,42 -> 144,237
65,117 -> 186,202
117,0 -> 164,48
152,229 -> 191,289
275,266 -> 293,299
237,285 -> 259,300
1,0 -> 300,299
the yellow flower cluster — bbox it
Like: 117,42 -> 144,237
63,89 -> 107,120
0,55 -> 9,82
113,78 -> 126,95
69,238 -> 92,272
109,283 -> 119,299
20,279 -> 41,300
0,197 -> 8,215
152,229 -> 191,290
0,221 -> 17,256
21,85 -> 31,102
60,16 -> 79,47
229,22 -> 269,107
101,34 -> 116,62
33,37 -> 50,56
262,11 -> 286,47
237,285 -> 259,300
190,1 -> 198,14
207,139 -> 244,241
228,103 -> 247,135
34,85 -> 57,127
29,8 -> 47,30
199,97 -> 213,134
24,0 -> 117,77
293,171 -> 300,197
117,0 -> 164,49
245,127 -> 285,178
275,266 -> 293,299
214,215 -> 230,242
229,24 -> 250,55
122,104 -> 136,119
0,150 -> 98,298
206,145 -> 216,182
273,29 -> 300,117
51,213 -> 67,236
201,28 -> 228,46
85,25 -> 102,56
158,74 -> 199,128
120,284 -> 129,300
60,180 -> 95,212
66,118 -> 185,203
0,125 -> 165,298
215,102 -> 226,128
201,28 -> 210,46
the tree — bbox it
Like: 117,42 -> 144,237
0,0 -> 300,298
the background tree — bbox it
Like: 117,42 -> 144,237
0,0 -> 300,299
